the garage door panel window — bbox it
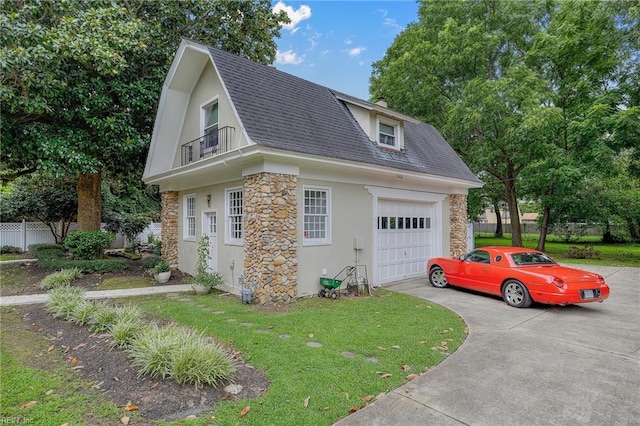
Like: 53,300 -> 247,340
304,187 -> 331,245
377,216 -> 431,230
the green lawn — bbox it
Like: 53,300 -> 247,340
475,236 -> 640,266
132,290 -> 466,425
0,307 -> 124,425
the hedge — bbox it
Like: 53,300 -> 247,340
29,243 -> 128,273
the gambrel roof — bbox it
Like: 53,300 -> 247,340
207,45 -> 481,184
143,39 -> 481,188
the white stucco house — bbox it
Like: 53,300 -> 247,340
143,39 -> 483,304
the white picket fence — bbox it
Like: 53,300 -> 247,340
0,221 -> 162,252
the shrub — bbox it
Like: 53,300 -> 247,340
171,331 -> 236,388
1,245 -> 21,254
142,255 -> 162,271
565,245 -> 601,260
29,243 -> 64,258
65,231 -> 115,260
38,268 -> 82,290
38,258 -> 129,273
46,286 -> 85,320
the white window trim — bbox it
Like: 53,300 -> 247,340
183,194 -> 197,241
376,116 -> 403,150
200,96 -> 220,137
225,187 -> 243,246
303,185 -> 331,246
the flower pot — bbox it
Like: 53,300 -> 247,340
192,284 -> 211,295
154,271 -> 171,284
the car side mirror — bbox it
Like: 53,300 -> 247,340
457,254 -> 466,261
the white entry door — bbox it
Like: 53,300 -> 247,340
204,212 -> 217,272
377,200 -> 433,284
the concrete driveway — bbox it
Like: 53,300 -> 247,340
335,265 -> 640,426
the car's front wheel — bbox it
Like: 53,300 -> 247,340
428,266 -> 448,288
502,279 -> 532,308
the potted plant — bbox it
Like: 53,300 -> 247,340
149,260 -> 171,284
189,236 -> 223,294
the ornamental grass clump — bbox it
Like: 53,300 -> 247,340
46,286 -> 85,320
128,324 -> 183,380
87,301 -> 118,332
171,330 -> 236,388
71,300 -> 101,326
39,268 -> 82,290
109,305 -> 144,348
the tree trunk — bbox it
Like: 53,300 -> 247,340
505,179 -> 522,247
493,201 -> 503,238
630,218 -> 640,243
77,172 -> 102,231
537,206 -> 551,251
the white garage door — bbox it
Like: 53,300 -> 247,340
377,199 -> 433,284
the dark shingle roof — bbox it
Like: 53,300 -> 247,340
208,46 -> 481,184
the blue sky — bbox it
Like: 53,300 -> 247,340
272,0 -> 420,100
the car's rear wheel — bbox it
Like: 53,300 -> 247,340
428,266 -> 448,288
502,279 -> 532,308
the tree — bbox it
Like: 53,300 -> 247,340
370,0 -> 554,247
370,0 -> 638,248
523,0 -> 638,250
0,175 -> 77,243
1,0 -> 289,230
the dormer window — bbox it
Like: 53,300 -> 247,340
377,117 -> 402,150
379,123 -> 396,146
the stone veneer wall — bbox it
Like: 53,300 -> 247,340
161,191 -> 179,269
243,173 -> 298,304
449,194 -> 468,257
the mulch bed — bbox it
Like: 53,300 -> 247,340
5,258 -> 271,422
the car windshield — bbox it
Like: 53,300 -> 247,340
510,252 -> 556,266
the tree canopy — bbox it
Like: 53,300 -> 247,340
1,0 -> 289,229
371,0 -> 639,246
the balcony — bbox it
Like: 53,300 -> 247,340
180,126 -> 235,166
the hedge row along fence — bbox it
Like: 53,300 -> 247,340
29,243 -> 129,273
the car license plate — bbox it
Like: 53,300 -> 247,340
582,290 -> 595,299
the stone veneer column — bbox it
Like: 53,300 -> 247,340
449,194 -> 468,257
243,173 -> 298,304
161,191 -> 179,269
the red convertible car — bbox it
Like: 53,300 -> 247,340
426,246 -> 610,308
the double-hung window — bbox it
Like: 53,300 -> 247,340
377,117 -> 402,150
379,122 -> 396,146
184,194 -> 196,240
303,187 -> 330,245
203,102 -> 219,153
226,187 -> 243,244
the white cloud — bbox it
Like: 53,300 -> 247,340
273,1 -> 312,34
347,46 -> 367,57
378,8 -> 402,31
276,49 -> 304,65
308,32 -> 322,51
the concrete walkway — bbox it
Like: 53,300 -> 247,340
335,265 -> 640,426
0,284 -> 194,307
